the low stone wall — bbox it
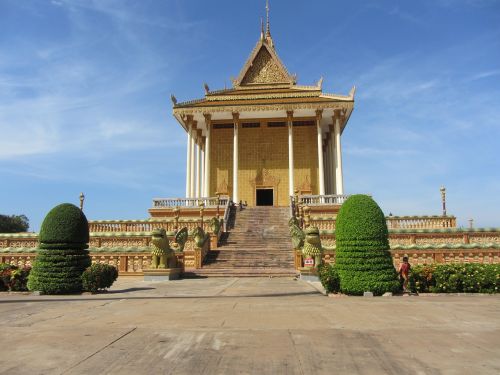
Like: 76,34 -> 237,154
0,231 -> 216,275
295,245 -> 500,270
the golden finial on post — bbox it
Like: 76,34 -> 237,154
199,202 -> 205,228
215,191 -> 221,219
173,206 -> 180,232
303,205 -> 311,228
79,192 -> 85,211
440,186 -> 447,216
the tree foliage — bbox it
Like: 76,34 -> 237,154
0,214 -> 29,233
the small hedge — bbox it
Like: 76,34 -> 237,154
28,203 -> 91,294
410,264 -> 499,293
82,263 -> 118,293
335,195 -> 400,295
0,263 -> 31,291
318,263 -> 340,294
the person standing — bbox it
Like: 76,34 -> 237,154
399,256 -> 411,293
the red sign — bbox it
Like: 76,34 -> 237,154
304,258 -> 314,266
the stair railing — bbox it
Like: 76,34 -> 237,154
222,198 -> 232,233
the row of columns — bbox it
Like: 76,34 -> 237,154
185,110 -> 344,200
185,115 -> 211,198
323,111 -> 344,195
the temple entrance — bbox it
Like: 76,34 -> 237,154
256,188 -> 274,206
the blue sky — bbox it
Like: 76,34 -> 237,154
1,0 -> 499,231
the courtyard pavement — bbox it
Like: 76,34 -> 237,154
0,277 -> 499,375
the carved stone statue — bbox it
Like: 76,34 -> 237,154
302,227 -> 323,267
150,228 -> 175,269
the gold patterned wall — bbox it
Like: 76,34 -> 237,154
210,127 -> 233,196
209,122 -> 319,206
293,125 -> 319,196
239,125 -> 288,206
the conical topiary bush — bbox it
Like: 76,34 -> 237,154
27,203 -> 92,294
335,194 -> 400,295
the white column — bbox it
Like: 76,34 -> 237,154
232,113 -> 239,203
195,138 -> 201,198
185,119 -> 193,198
200,142 -> 204,197
334,114 -> 344,195
316,110 -> 325,196
190,126 -> 196,198
325,143 -> 330,194
329,125 -> 336,194
204,115 -> 211,197
287,111 -> 294,197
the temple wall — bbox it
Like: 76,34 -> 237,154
293,125 -> 319,195
210,123 -> 319,206
210,127 -> 233,197
239,125 -> 288,206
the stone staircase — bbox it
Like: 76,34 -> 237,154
184,206 -> 297,277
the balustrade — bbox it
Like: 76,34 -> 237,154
386,216 -> 456,229
152,196 -> 229,208
298,194 -> 350,206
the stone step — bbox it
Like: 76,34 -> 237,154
184,268 -> 298,278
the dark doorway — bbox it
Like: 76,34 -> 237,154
256,188 -> 274,206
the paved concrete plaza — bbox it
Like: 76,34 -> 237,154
0,277 -> 499,374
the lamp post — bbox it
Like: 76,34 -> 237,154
79,192 -> 85,211
440,186 -> 446,216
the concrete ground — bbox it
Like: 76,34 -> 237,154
0,277 -> 499,375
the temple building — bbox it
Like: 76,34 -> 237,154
172,8 -> 355,207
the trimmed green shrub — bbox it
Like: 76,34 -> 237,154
28,203 -> 91,294
410,264 -> 499,293
82,263 -> 118,293
335,194 -> 400,295
39,203 -> 89,249
0,263 -> 31,291
318,263 -> 340,294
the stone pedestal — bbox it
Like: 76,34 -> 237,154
299,267 -> 319,282
143,268 -> 181,282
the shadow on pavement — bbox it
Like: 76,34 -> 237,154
0,290 -> 322,303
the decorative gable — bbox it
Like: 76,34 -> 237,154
234,40 -> 294,87
241,47 -> 290,85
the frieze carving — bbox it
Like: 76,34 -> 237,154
241,48 -> 289,85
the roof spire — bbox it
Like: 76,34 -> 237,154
260,17 -> 264,41
265,0 -> 274,48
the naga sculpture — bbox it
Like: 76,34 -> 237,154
289,221 -> 305,250
170,227 -> 188,252
209,217 -> 221,235
150,228 -> 175,269
190,226 -> 208,249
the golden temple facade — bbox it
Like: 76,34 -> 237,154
172,8 -> 355,207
